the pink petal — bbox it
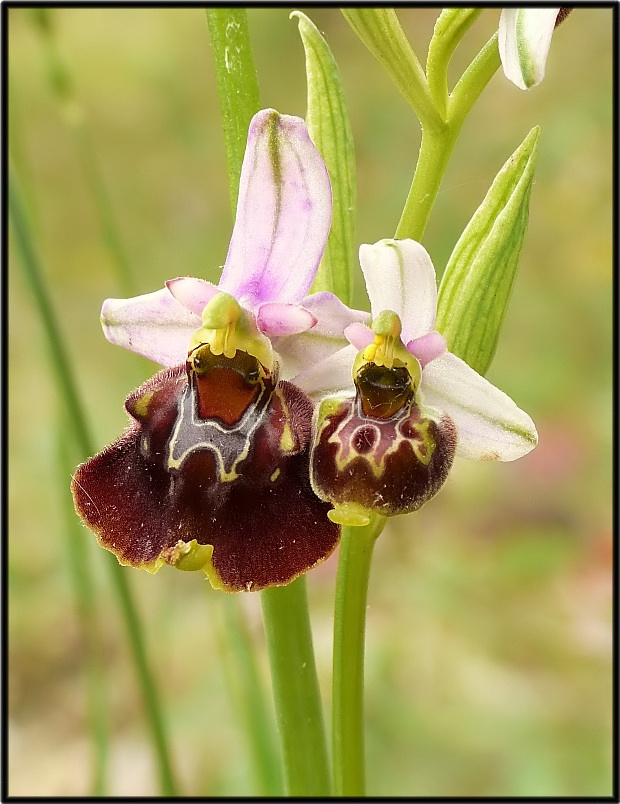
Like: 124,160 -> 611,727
257,302 -> 317,337
406,331 -> 446,367
219,109 -> 332,308
166,277 -> 220,317
101,288 -> 200,367
344,322 -> 374,350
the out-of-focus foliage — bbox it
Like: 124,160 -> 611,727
8,7 -> 612,797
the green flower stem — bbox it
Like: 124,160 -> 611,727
216,595 -> 283,796
426,9 -> 483,118
260,577 -> 331,796
395,122 -> 455,242
332,515 -> 386,796
450,33 -> 501,127
9,165 -> 179,798
207,11 -> 331,796
396,33 -> 502,242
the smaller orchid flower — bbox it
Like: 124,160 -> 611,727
498,8 -> 564,90
306,239 -> 538,527
72,109 -> 367,592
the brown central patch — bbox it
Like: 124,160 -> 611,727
194,367 -> 261,426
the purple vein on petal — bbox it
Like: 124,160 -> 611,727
219,110 -> 332,309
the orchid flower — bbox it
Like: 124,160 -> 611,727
72,109 -> 367,592
498,8 -> 562,90
306,239 -> 538,527
100,109 -> 367,379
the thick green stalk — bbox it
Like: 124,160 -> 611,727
395,122 -> 455,241
207,10 -> 330,795
9,166 -> 179,797
261,579 -> 331,796
332,516 -> 385,796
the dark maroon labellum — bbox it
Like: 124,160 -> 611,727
310,363 -> 457,524
72,350 -> 339,591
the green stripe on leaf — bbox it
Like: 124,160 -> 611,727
436,127 -> 539,376
292,11 -> 356,306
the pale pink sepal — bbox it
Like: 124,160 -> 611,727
257,302 -> 317,337
358,239 -> 438,342
273,292 -> 369,382
292,344 -> 358,399
219,109 -> 332,308
421,352 -> 538,461
165,277 -> 220,317
101,288 -> 200,367
344,322 -> 374,350
406,331 -> 446,367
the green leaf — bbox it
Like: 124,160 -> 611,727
206,9 -> 260,215
292,10 -> 355,306
436,126 -> 539,376
341,9 -> 441,130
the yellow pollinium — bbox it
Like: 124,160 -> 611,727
353,310 -> 422,390
188,291 -> 275,372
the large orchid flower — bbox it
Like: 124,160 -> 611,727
498,8 -> 564,90
305,239 -> 538,527
100,109 -> 367,379
72,109 -> 367,592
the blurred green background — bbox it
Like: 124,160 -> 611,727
8,7 -> 612,797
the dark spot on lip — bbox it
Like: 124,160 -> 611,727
352,426 -> 378,454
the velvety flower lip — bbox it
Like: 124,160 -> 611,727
498,8 -> 561,90
302,238 -> 538,463
100,108 -> 367,380
72,364 -> 340,592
